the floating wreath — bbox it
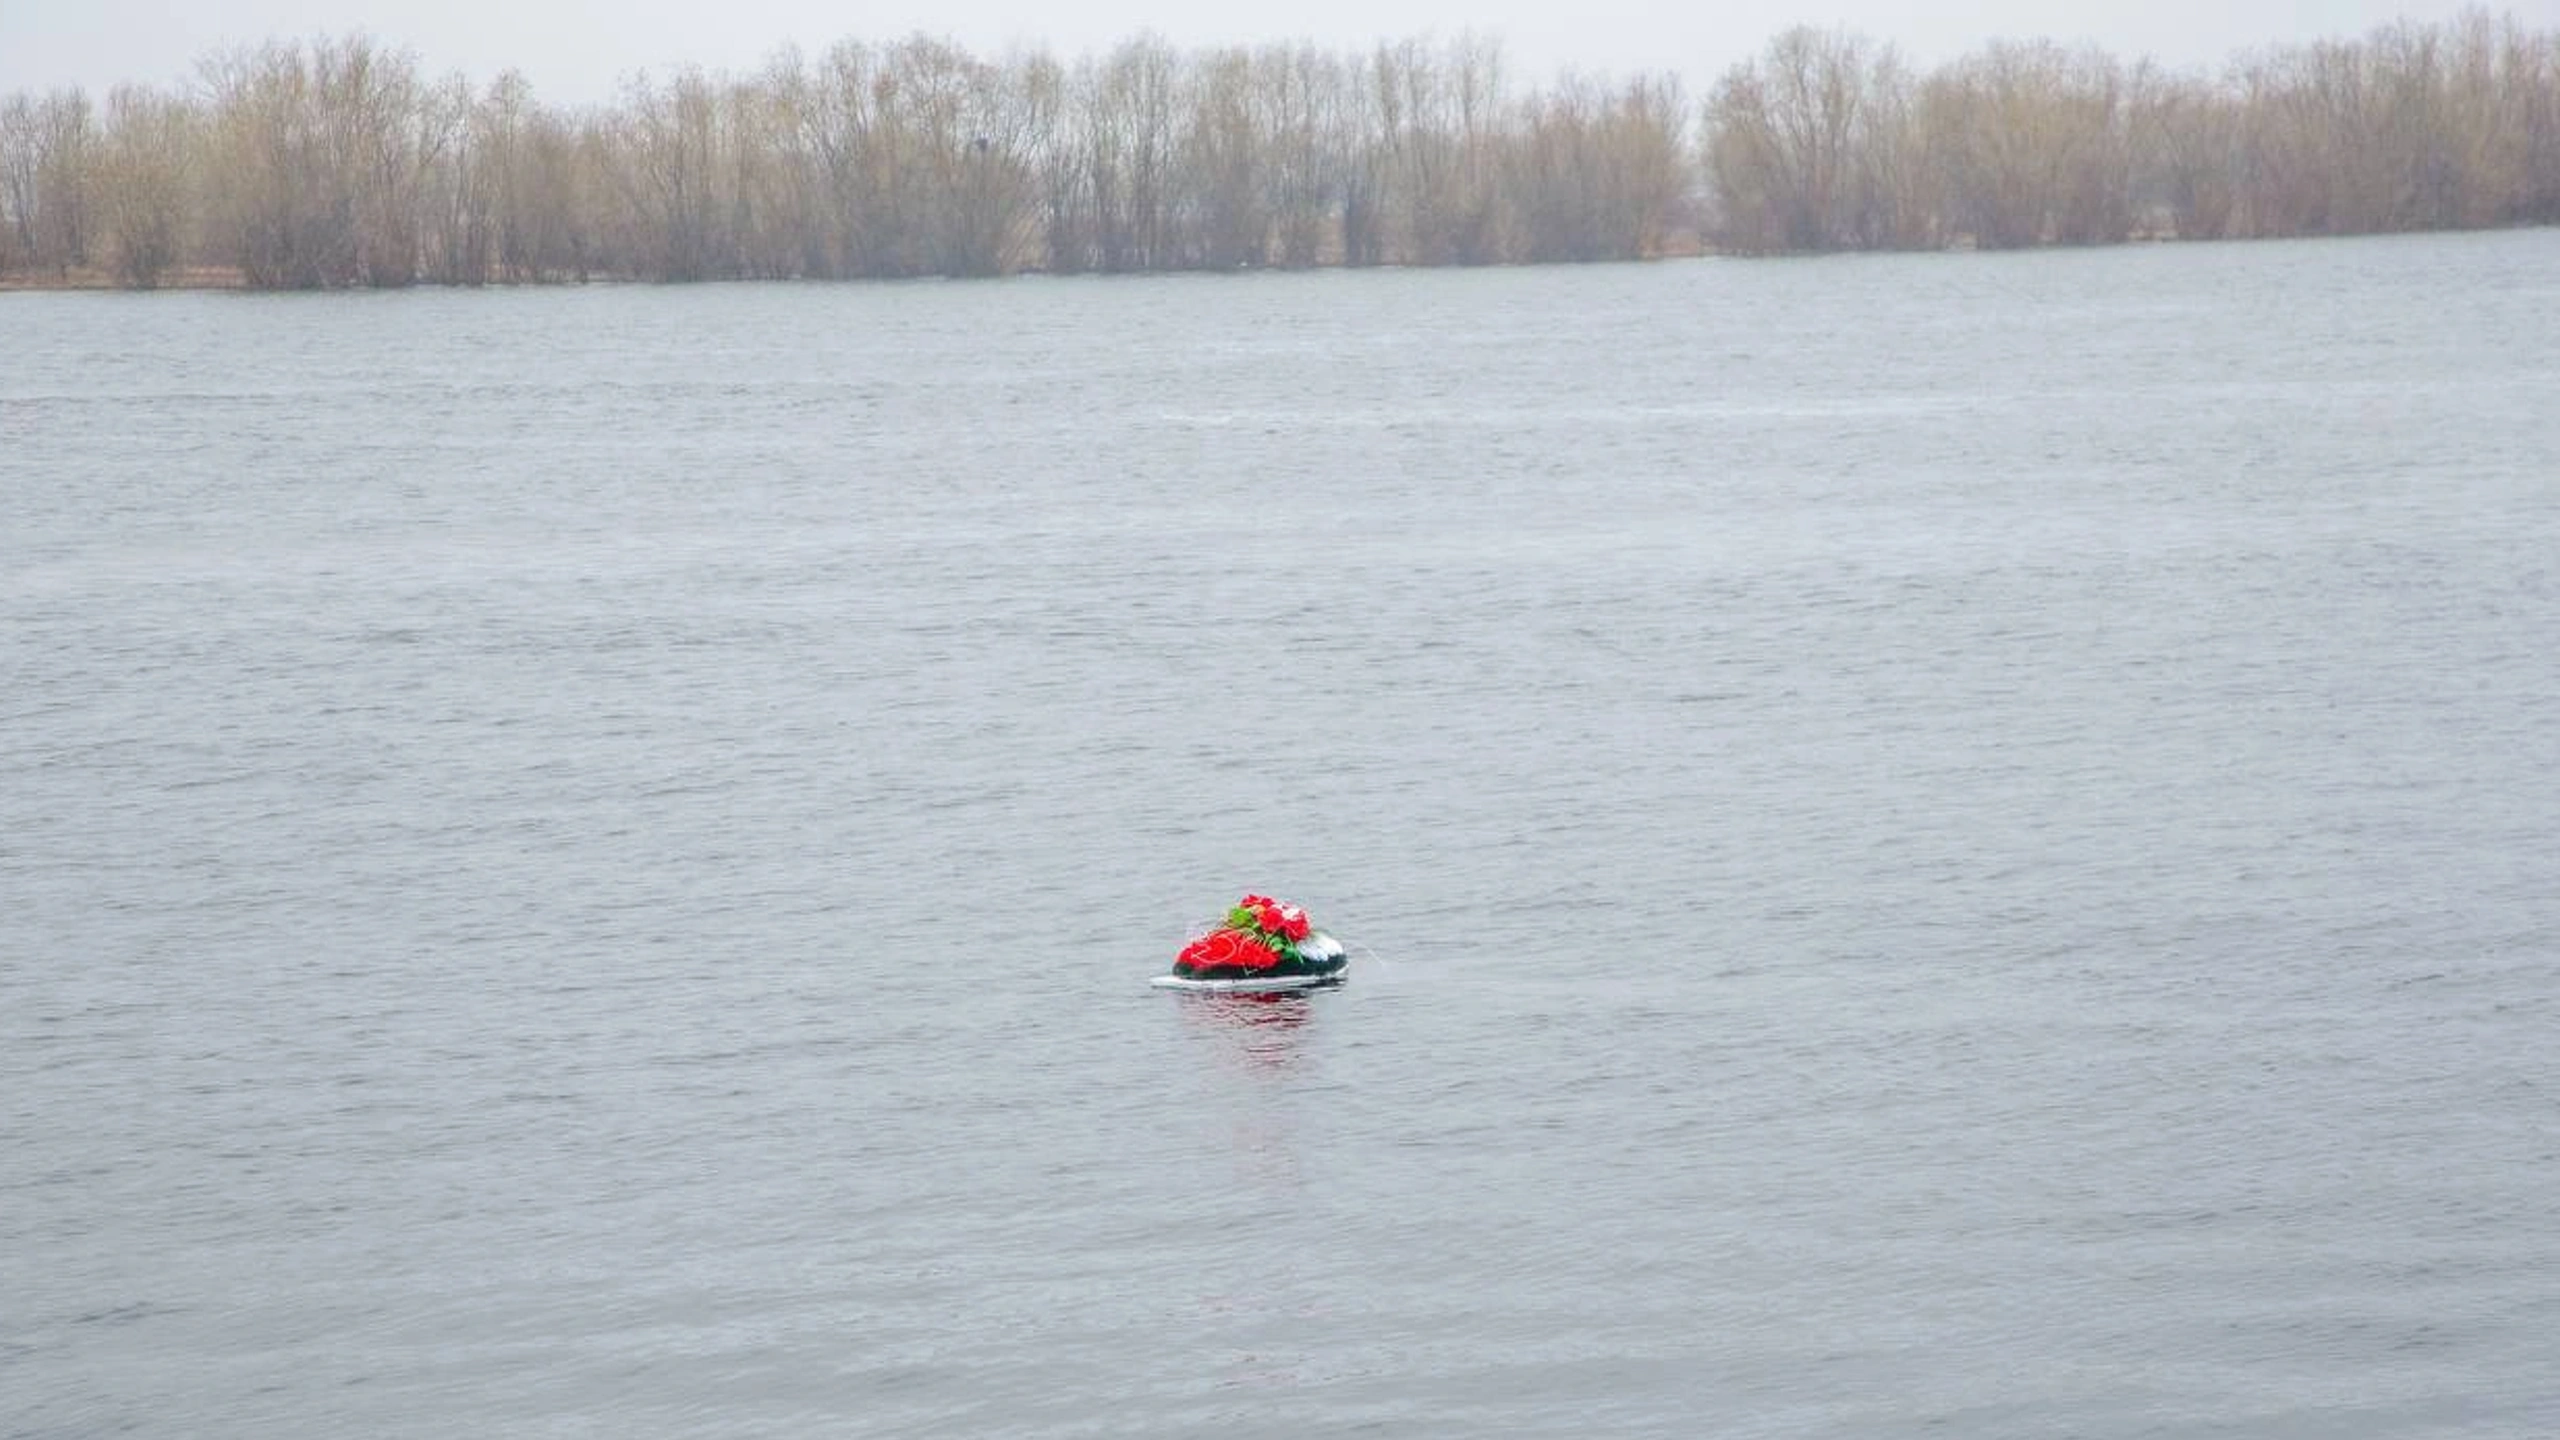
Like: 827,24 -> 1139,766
1173,893 -> 1346,980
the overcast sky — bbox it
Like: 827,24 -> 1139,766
4,0 -> 2551,105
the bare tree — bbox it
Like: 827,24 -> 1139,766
199,43 -> 328,286
1,93 -> 42,274
1180,47 -> 1269,267
1704,28 -> 1883,252
94,85 -> 194,286
0,89 -> 96,277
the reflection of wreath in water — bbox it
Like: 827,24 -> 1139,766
1174,894 -> 1350,981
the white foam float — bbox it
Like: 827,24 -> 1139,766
1148,970 -> 1345,993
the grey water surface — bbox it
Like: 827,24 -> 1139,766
5,230 -> 2559,1438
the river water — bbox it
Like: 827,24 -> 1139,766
5,231 -> 2558,1437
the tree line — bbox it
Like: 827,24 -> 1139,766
1705,10 -> 2560,252
1,13 -> 2553,288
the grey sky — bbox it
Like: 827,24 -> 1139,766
4,0 -> 2549,105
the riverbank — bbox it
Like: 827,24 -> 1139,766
7,221 -> 2553,293
0,265 -> 246,292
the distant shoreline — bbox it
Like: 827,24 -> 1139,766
0,266 -> 246,293
5,224 -> 2548,295
7,15 -> 2554,290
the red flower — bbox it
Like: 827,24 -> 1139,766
1278,908 -> 1311,942
1177,928 -> 1284,973
1255,903 -> 1285,932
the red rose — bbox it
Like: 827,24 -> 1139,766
1279,910 -> 1310,942
1176,928 -> 1283,973
1256,903 -> 1284,931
